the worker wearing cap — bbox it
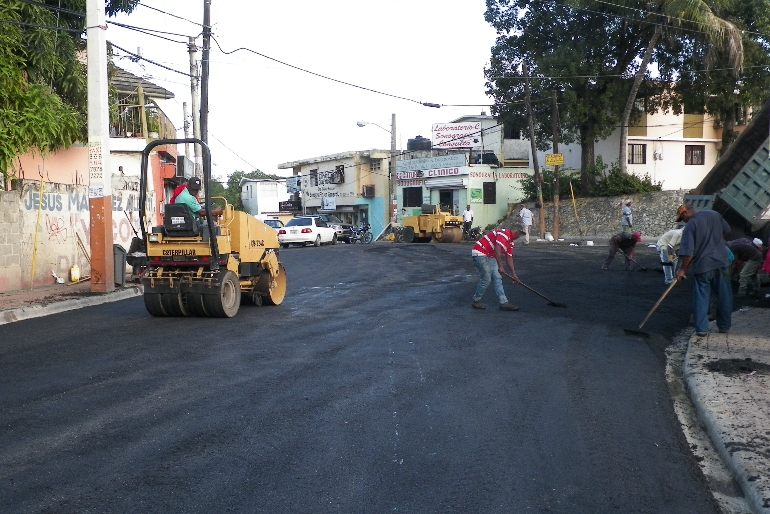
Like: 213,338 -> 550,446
656,228 -> 683,285
675,204 -> 732,336
729,238 -> 764,297
601,231 -> 642,270
174,177 -> 222,219
471,228 -> 521,311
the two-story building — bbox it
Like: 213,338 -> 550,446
278,150 -> 391,236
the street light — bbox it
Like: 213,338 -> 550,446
358,114 -> 397,226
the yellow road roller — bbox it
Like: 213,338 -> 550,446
401,204 -> 463,243
138,139 -> 286,317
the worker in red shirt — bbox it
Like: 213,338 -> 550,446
471,228 -> 521,311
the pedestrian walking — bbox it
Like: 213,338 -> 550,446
601,231 -> 642,270
730,238 -> 764,297
462,205 -> 474,236
471,228 -> 521,311
656,228 -> 683,285
675,204 -> 732,337
621,199 -> 633,232
518,204 -> 533,244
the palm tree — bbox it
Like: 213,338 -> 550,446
617,0 -> 743,172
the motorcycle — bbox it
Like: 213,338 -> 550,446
349,223 -> 373,244
463,225 -> 482,241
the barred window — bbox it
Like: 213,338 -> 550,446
483,182 -> 496,204
628,144 -> 646,164
685,145 -> 705,165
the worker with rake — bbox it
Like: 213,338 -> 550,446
471,228 -> 522,311
601,231 -> 642,270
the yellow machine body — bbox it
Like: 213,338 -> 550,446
401,205 -> 464,243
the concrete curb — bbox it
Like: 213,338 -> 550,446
684,321 -> 770,514
0,285 -> 143,326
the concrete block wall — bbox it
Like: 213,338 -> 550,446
519,190 -> 688,241
0,189 -> 23,291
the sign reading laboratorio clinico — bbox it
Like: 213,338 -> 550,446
431,123 -> 483,149
396,154 -> 466,173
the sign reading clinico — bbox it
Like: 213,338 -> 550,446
396,154 -> 466,173
432,122 -> 483,149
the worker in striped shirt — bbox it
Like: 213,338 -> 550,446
471,228 -> 522,311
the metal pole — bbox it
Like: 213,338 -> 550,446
183,101 -> 190,160
390,113 -> 397,225
524,63 -> 545,238
86,0 -> 114,292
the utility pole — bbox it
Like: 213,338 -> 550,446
182,101 -> 190,160
188,37 -> 202,179
390,113 -> 397,225
552,90 -> 560,239
199,0 -> 211,144
524,63 -> 545,238
86,0 -> 114,292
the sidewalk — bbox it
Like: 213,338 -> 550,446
0,280 -> 142,325
685,307 -> 770,513
0,281 -> 768,511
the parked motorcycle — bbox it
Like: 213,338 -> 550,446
463,225 -> 482,242
349,223 -> 373,244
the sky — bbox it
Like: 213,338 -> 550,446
108,0 -> 500,180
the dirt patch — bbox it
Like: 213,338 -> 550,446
705,358 -> 770,376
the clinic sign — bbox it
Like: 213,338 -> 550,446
432,122 -> 483,149
396,154 -> 466,173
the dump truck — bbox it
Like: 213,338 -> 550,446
138,139 -> 286,317
685,98 -> 770,243
401,204 -> 464,243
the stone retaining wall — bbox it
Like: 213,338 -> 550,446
514,190 -> 688,240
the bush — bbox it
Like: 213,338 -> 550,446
520,168 -> 582,202
588,156 -> 662,197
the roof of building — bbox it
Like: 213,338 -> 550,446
112,67 -> 175,99
278,149 -> 391,169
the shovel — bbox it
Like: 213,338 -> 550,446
624,278 -> 679,338
623,254 -> 647,271
503,272 -> 567,308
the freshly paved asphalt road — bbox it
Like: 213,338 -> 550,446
0,241 -> 722,513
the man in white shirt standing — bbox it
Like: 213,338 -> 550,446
462,205 -> 474,237
518,204 -> 533,244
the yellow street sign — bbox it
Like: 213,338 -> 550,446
545,153 -> 564,166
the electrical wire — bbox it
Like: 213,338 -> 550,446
0,17 -> 81,32
109,20 -> 191,42
209,133 -> 259,171
137,2 -> 203,27
110,42 -> 192,77
14,0 -> 83,17
210,36 -> 442,108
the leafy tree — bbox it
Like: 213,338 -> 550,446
484,0 -> 646,194
1,0 -> 139,187
576,0 -> 743,172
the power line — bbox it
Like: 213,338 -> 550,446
109,20 -> 191,42
137,2 -> 203,27
210,36 -> 443,109
0,17 -> 81,32
14,0 -> 83,17
110,42 -> 192,77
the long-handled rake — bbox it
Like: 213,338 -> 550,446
624,279 -> 679,338
503,272 -> 567,308
624,254 -> 647,271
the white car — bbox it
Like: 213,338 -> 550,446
278,217 -> 338,248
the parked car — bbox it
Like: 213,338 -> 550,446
296,214 -> 353,243
278,217 -> 337,248
262,219 -> 284,230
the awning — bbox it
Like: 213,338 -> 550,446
425,178 -> 466,189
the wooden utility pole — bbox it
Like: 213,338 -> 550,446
86,0 -> 114,292
552,90 -> 560,239
524,63 -> 545,238
199,0 -> 211,144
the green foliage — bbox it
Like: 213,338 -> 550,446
588,156 -> 662,197
520,168 -> 582,202
1,1 -> 138,186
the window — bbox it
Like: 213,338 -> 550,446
685,145 -> 705,165
309,169 -> 318,186
628,144 -> 646,164
504,125 -> 521,140
403,187 -> 423,207
483,182 -> 496,204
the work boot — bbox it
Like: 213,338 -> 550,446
499,303 -> 519,311
472,301 -> 486,310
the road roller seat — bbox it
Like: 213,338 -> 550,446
163,203 -> 200,237
421,204 -> 436,214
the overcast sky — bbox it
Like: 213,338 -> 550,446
108,0 -> 499,179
